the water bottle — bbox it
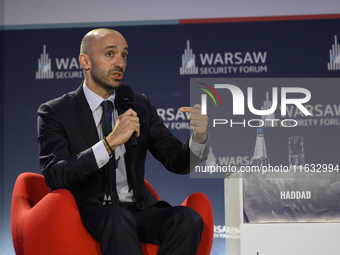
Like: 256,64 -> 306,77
252,128 -> 269,167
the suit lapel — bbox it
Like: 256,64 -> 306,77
73,84 -> 99,146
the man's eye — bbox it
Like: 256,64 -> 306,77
106,52 -> 113,57
122,54 -> 128,60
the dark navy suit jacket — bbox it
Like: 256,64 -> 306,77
37,84 -> 205,212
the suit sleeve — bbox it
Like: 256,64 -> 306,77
143,95 -> 207,174
37,102 -> 99,190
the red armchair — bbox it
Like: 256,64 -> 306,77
11,172 -> 214,255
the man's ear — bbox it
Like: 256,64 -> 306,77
79,54 -> 90,70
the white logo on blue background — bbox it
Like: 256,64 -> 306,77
36,45 -> 54,79
328,35 -> 340,71
180,40 -> 198,75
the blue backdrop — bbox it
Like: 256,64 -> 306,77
1,16 -> 340,254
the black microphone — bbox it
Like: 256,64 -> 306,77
115,85 -> 137,147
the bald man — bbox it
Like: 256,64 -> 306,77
37,28 -> 208,255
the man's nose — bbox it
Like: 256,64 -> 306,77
115,55 -> 125,69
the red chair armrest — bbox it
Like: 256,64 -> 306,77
144,179 -> 161,201
22,189 -> 100,255
182,192 -> 214,255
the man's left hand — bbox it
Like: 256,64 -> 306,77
180,104 -> 208,144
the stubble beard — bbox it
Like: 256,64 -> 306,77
91,61 -> 123,93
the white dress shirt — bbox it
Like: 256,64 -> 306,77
83,83 -> 134,202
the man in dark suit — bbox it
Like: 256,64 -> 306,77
37,28 -> 208,255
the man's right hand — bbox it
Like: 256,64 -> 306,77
104,108 -> 140,152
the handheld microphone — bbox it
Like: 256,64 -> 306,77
115,85 -> 137,147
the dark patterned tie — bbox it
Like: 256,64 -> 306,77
101,100 -> 118,205
101,100 -> 113,138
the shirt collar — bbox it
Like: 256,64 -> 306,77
83,82 -> 115,112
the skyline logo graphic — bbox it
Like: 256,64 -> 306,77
206,147 -> 216,167
328,35 -> 340,71
196,82 -> 223,115
180,40 -> 198,75
36,45 -> 54,79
